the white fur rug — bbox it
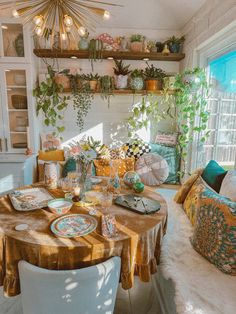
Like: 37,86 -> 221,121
157,188 -> 236,314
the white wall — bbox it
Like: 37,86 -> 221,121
37,28 -> 180,146
181,0 -> 236,68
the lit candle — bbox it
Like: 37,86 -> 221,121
74,187 -> 81,196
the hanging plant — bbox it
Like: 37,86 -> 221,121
174,67 -> 210,174
66,72 -> 94,131
33,65 -> 70,137
127,95 -> 168,138
99,75 -> 114,107
89,39 -> 103,71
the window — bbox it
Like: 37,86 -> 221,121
203,50 -> 236,170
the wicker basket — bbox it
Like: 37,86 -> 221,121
11,95 -> 28,109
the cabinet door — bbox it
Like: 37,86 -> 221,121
0,21 -> 29,62
1,66 -> 31,153
0,88 -> 5,153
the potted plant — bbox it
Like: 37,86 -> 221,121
165,36 -> 185,53
85,73 -> 100,91
33,65 -> 70,136
156,41 -> 164,53
100,75 -> 114,107
113,59 -> 131,89
54,70 -> 71,91
130,34 -> 143,52
147,40 -> 156,52
130,69 -> 144,90
143,63 -> 166,91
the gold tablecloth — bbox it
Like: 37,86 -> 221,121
0,186 -> 167,297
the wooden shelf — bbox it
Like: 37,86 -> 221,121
62,89 -> 175,95
33,49 -> 185,62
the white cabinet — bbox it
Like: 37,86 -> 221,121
0,19 -> 38,193
0,64 -> 35,153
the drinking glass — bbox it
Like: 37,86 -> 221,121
100,193 -> 117,238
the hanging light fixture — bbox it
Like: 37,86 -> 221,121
0,0 -> 121,46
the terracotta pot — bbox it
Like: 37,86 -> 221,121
54,74 -> 70,90
130,42 -> 143,52
89,80 -> 98,91
145,79 -> 162,91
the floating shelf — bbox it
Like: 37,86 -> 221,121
33,49 -> 185,62
62,89 -> 175,95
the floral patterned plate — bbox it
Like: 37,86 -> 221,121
50,214 -> 98,238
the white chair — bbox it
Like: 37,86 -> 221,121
18,257 -> 121,314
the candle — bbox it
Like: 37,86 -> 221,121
74,186 -> 81,196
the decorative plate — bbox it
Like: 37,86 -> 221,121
9,187 -> 54,211
50,214 -> 98,238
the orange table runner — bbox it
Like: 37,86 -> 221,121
0,185 -> 167,297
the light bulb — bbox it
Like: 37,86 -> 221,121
34,15 -> 44,26
64,15 -> 73,27
35,26 -> 42,36
65,26 -> 71,33
12,9 -> 19,18
61,33 -> 67,41
103,10 -> 110,20
78,26 -> 86,37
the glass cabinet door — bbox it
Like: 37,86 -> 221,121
0,22 -> 25,59
4,69 -> 29,152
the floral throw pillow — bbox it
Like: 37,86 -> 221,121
190,188 -> 236,275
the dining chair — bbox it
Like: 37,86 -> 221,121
18,257 -> 121,314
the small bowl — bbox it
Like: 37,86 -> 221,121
48,198 -> 73,215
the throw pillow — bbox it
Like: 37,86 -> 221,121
220,170 -> 236,202
38,150 -> 65,162
123,140 -> 151,159
182,177 -> 205,225
93,158 -> 135,178
155,132 -> 178,147
201,160 -> 227,192
150,143 -> 180,184
174,168 -> 204,204
191,188 -> 236,275
135,153 -> 169,186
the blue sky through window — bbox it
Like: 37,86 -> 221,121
209,50 -> 236,93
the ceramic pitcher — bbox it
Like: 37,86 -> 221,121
44,162 -> 58,189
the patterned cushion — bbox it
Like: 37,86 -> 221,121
150,143 -> 180,184
220,170 -> 236,202
174,168 -> 204,204
123,141 -> 151,159
108,148 -> 126,160
182,177 -> 206,225
93,158 -> 135,178
191,188 -> 236,275
135,153 -> 169,186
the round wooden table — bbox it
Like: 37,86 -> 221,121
0,184 -> 167,297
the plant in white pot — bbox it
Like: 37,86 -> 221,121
130,34 -> 143,52
113,60 -> 131,89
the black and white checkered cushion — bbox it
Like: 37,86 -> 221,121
125,141 -> 151,159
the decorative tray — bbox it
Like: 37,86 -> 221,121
50,214 -> 98,238
9,187 -> 54,211
115,194 -> 161,215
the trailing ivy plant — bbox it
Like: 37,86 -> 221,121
127,95 -> 167,138
66,72 -> 94,131
174,67 -> 210,174
33,65 -> 70,137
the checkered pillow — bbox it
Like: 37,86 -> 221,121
124,141 -> 151,159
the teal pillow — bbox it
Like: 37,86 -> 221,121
150,143 -> 180,184
201,160 -> 227,193
62,158 -> 76,177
